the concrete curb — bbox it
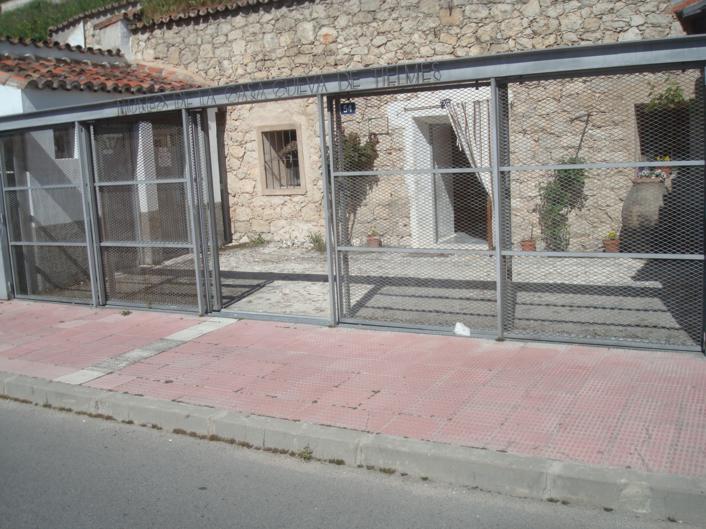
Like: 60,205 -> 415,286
1,371 -> 704,524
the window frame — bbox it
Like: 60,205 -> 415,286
256,123 -> 307,196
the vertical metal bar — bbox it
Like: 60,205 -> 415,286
0,138 -> 13,299
192,112 -> 212,313
75,122 -> 99,307
702,66 -> 706,355
327,96 -> 345,319
317,94 -> 338,326
489,78 -> 506,340
87,124 -> 106,305
181,109 -> 206,315
204,109 -> 223,311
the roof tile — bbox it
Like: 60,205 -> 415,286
0,53 -> 205,93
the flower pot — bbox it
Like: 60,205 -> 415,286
367,235 -> 382,248
603,239 -> 620,253
622,178 -> 666,229
520,239 -> 536,251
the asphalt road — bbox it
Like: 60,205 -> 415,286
0,399 -> 689,529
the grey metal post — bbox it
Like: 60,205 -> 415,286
86,124 -> 106,305
317,94 -> 338,326
702,66 -> 706,355
330,97 -> 351,316
76,123 -> 99,307
0,140 -> 11,300
181,109 -> 206,315
489,78 -> 506,340
202,109 -> 223,311
191,112 -> 214,313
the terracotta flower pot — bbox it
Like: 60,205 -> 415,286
520,239 -> 536,251
367,235 -> 382,248
603,238 -> 620,253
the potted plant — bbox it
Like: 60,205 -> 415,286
520,225 -> 536,251
656,154 -> 672,177
603,230 -> 620,253
367,227 -> 382,248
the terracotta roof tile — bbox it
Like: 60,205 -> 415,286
0,53 -> 205,93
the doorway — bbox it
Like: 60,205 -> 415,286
429,123 -> 490,245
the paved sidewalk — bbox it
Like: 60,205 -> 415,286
1,299 -> 705,478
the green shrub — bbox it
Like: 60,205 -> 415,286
307,232 -> 326,253
0,0 -> 118,40
0,0 -> 232,40
536,157 -> 587,251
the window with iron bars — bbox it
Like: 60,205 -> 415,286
257,126 -> 306,195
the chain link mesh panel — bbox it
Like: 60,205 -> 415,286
1,126 -> 93,302
335,172 -> 493,250
339,250 -> 496,330
11,245 -> 92,300
331,85 -> 497,331
332,86 -> 493,173
96,183 -> 190,243
506,69 -> 704,166
503,256 -> 703,347
502,167 -> 704,254
92,112 -> 199,309
101,246 -> 197,307
499,68 -> 705,348
6,187 -> 86,243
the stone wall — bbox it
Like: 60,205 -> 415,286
126,0 -> 686,248
224,98 -> 326,244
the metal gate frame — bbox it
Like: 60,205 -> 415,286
0,123 -> 98,305
0,36 -> 704,352
323,68 -> 706,352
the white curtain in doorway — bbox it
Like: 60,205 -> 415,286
445,100 -> 492,194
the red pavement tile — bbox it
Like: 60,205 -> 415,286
85,373 -> 138,390
381,414 -> 444,440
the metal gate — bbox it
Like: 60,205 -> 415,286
0,125 -> 96,303
88,111 -> 202,310
328,66 -> 705,350
328,85 -> 499,335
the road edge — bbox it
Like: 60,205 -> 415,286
1,371 -> 704,524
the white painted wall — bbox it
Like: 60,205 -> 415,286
21,89 -> 119,113
0,87 -> 122,118
64,23 -> 86,47
0,86 -> 24,117
94,20 -> 132,59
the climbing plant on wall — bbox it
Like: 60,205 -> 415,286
340,131 -> 379,239
536,156 -> 587,251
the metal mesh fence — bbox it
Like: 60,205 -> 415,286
101,246 -> 197,307
330,67 -> 704,347
91,112 -> 199,309
503,256 -> 703,347
505,69 -> 704,166
11,245 -> 92,300
1,126 -> 92,302
499,68 -> 705,348
502,166 -> 704,254
330,85 -> 497,331
339,250 -> 496,330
